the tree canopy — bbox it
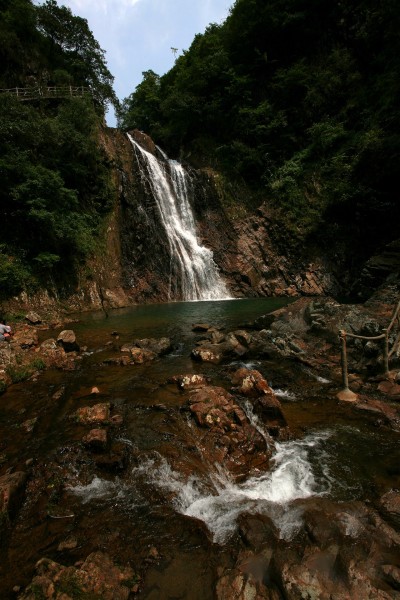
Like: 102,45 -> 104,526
0,0 -> 115,297
118,0 -> 400,264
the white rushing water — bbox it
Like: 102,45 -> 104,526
128,134 -> 230,301
133,430 -> 333,544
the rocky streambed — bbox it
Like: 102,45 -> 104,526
0,295 -> 400,599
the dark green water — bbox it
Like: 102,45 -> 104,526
71,297 -> 290,346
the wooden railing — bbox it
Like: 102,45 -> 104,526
0,86 -> 91,101
337,300 -> 400,401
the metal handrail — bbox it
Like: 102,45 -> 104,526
0,86 -> 91,101
337,300 -> 400,400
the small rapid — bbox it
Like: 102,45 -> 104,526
132,430 -> 333,544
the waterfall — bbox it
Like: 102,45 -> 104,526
127,134 -> 231,301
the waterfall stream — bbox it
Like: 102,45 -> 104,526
128,134 -> 231,301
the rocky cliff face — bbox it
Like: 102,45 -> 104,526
6,127 -> 395,315
112,129 -> 342,304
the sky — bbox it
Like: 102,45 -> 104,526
53,0 -> 233,126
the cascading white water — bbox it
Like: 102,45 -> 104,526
127,134 -> 231,301
132,430 -> 333,544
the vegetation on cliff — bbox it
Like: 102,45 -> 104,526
0,0 -> 116,298
118,0 -> 400,268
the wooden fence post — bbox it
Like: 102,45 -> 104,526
383,328 -> 389,374
337,330 -> 358,402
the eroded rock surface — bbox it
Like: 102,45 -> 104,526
18,552 -> 136,600
187,385 -> 271,479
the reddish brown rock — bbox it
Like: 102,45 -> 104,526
133,337 -> 172,355
192,323 -> 211,332
57,329 -> 80,352
19,552 -> 135,600
173,374 -> 209,390
12,327 -> 38,349
82,428 -> 108,451
232,367 -> 272,397
191,346 -> 222,364
379,490 -> 400,527
25,311 -> 42,325
40,338 -> 57,350
378,380 -> 400,400
187,386 -> 270,479
130,347 -> 156,363
75,403 -> 110,424
232,368 -> 289,438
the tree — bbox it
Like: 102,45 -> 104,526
36,0 -> 117,110
117,70 -> 161,132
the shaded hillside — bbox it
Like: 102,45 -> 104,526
119,0 -> 400,284
0,0 -> 116,299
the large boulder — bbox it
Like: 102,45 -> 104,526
187,386 -> 271,479
57,329 -> 80,352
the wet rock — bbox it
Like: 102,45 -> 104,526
208,328 -> 225,344
82,428 -> 108,451
18,551 -> 135,600
379,490 -> 400,527
57,329 -> 80,352
248,330 -> 280,359
37,339 -> 76,370
191,345 -> 222,364
187,386 -> 270,479
133,336 -> 172,356
231,367 -> 271,397
110,414 -> 124,427
25,311 -> 42,325
94,441 -> 129,472
381,564 -> 400,590
172,373 -> 209,390
192,323 -> 211,332
238,513 -> 278,551
231,368 -> 288,438
0,471 -> 27,517
130,347 -> 156,363
216,553 -> 279,600
251,311 -> 282,331
75,403 -> 110,424
232,330 -> 253,347
378,380 -> 400,400
120,343 -> 134,353
21,417 -> 38,433
103,355 -> 132,366
57,537 -> 78,552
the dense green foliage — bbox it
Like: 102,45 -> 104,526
0,0 -> 115,297
119,0 -> 400,260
